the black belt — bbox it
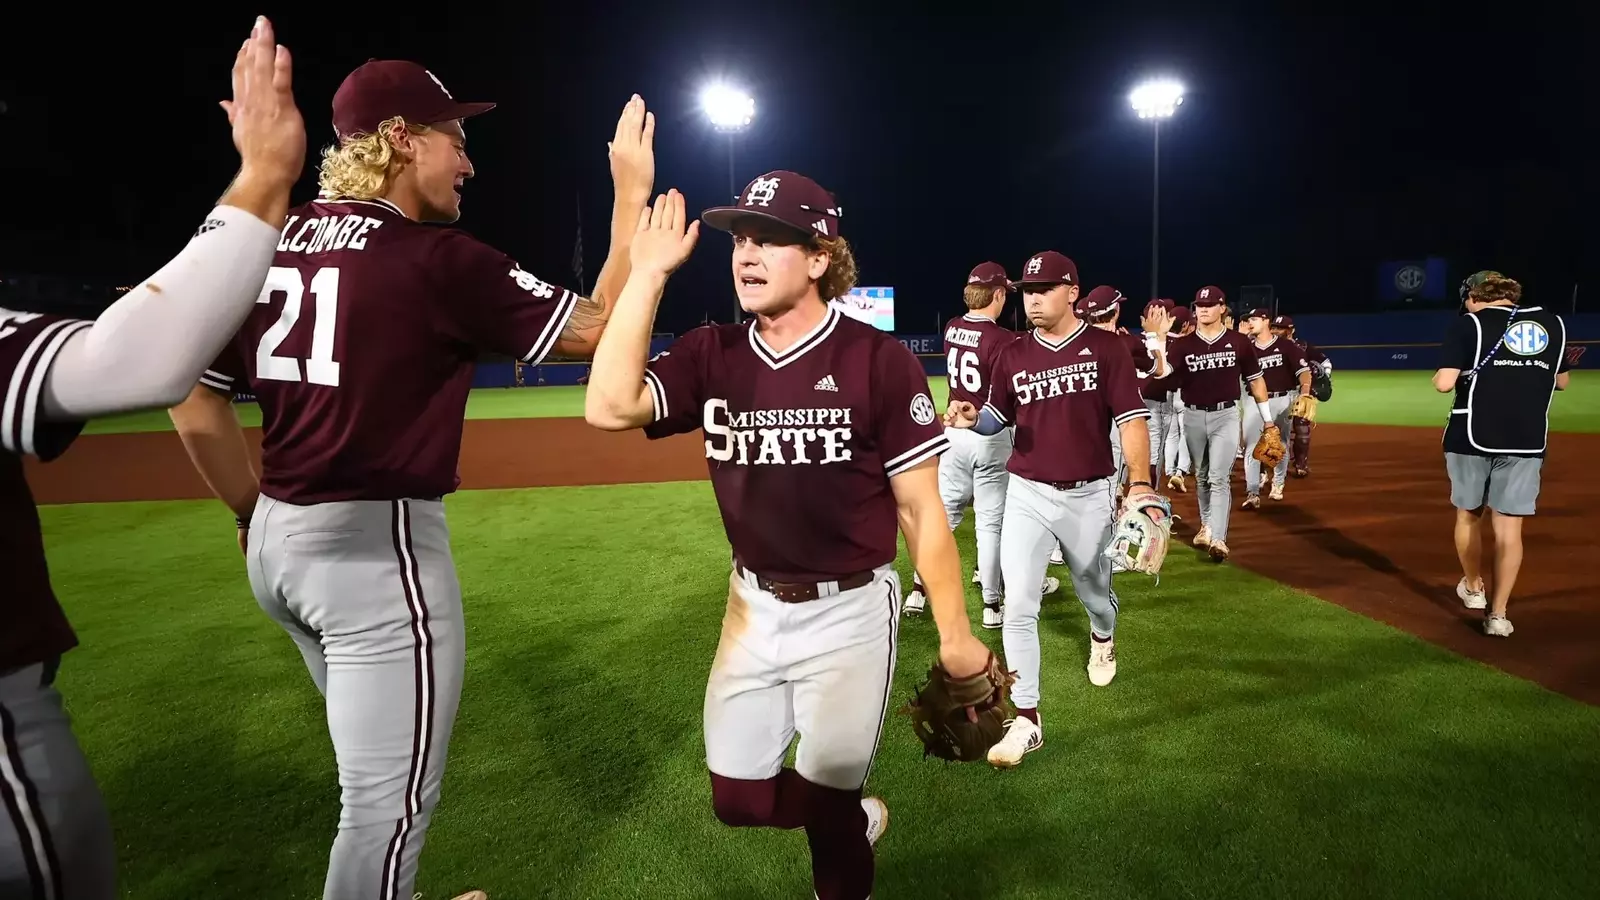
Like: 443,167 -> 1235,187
733,558 -> 874,604
1188,401 -> 1236,413
1040,478 -> 1103,491
1267,390 -> 1294,399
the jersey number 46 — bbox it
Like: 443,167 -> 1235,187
256,265 -> 343,387
947,348 -> 982,393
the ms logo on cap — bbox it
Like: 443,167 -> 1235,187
744,177 -> 780,207
1025,257 -> 1043,275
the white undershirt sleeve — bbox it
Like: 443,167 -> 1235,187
40,205 -> 280,421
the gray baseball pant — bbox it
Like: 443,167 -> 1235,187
1183,404 -> 1243,542
1243,394 -> 1295,493
0,660 -> 116,900
248,495 -> 466,900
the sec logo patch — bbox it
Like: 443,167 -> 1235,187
1502,321 -> 1549,356
909,393 -> 936,426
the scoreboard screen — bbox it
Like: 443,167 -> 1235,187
831,286 -> 895,331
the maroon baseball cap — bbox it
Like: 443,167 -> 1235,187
1271,314 -> 1295,329
967,261 -> 1015,290
1193,285 -> 1227,307
701,170 -> 842,239
1170,306 -> 1193,325
1016,251 -> 1078,286
1245,307 -> 1272,320
332,60 -> 496,140
1078,285 -> 1125,316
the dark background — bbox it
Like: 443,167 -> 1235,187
0,3 -> 1586,331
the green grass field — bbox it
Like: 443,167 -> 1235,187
43,370 -> 1600,898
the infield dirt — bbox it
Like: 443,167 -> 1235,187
27,421 -> 1600,705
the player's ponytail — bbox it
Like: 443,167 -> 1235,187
814,235 -> 859,302
317,116 -> 431,201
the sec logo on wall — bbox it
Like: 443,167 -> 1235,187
1394,265 -> 1426,295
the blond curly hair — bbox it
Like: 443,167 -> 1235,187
815,235 -> 859,302
317,116 -> 430,200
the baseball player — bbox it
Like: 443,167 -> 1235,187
1276,315 -> 1330,477
1162,306 -> 1195,491
167,62 -> 655,900
1,19 -> 303,898
944,251 -> 1159,768
1079,286 -> 1172,492
583,178 -> 993,900
1166,286 -> 1277,561
1239,308 -> 1312,507
903,262 -> 1029,628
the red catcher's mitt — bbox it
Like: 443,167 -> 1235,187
900,653 -> 1017,762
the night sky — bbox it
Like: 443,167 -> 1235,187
0,5 -> 1585,333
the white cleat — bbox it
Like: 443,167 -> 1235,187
1041,576 -> 1060,595
1050,545 -> 1064,565
986,716 -> 1043,768
1269,482 -> 1285,501
862,796 -> 889,846
972,567 -> 981,585
1167,472 -> 1188,493
1484,615 -> 1514,638
902,590 -> 926,617
981,604 -> 1004,630
1241,494 -> 1261,510
1456,578 -> 1487,611
1087,638 -> 1117,686
1208,539 -> 1230,562
1193,525 -> 1212,548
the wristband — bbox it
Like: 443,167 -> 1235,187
1255,400 -> 1272,422
1129,480 -> 1152,488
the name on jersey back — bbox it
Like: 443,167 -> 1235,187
704,400 -> 854,465
277,213 -> 386,255
946,326 -> 985,349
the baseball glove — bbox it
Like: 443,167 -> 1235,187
1289,394 -> 1317,424
1252,424 -> 1287,468
900,653 -> 1017,762
1103,493 -> 1173,583
1311,368 -> 1333,402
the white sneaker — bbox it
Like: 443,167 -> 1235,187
1050,545 -> 1064,565
1041,576 -> 1060,595
981,604 -> 1004,629
902,590 -> 926,616
1193,525 -> 1212,548
862,797 -> 888,846
1269,482 -> 1284,501
1241,494 -> 1261,510
1456,578 -> 1487,610
1484,615 -> 1514,637
1167,472 -> 1187,493
986,716 -> 1043,768
1088,638 -> 1117,686
1208,539 -> 1230,562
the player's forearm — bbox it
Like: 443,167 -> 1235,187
899,499 -> 975,642
169,384 -> 259,520
1432,369 -> 1458,392
974,407 -> 1006,436
217,165 -> 294,234
585,196 -> 647,331
1118,419 -> 1152,486
38,205 -> 280,421
584,268 -> 668,430
1298,371 -> 1313,395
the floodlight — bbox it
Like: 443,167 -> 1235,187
1130,79 -> 1185,120
701,84 -> 755,131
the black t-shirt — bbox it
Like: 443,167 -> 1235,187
1438,304 -> 1570,457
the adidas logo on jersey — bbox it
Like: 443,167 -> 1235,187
1078,347 -> 1093,356
814,374 -> 839,392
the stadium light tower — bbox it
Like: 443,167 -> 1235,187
1130,78 -> 1184,302
701,82 -> 756,322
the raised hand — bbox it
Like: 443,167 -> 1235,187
944,400 -> 979,429
222,16 -> 305,189
1142,304 -> 1174,337
609,94 -> 656,205
629,189 -> 700,277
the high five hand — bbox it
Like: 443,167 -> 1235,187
609,94 -> 656,204
629,189 -> 700,277
221,16 -> 305,187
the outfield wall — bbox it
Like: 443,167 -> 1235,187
456,313 -> 1597,389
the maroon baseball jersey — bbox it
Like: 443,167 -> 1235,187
641,306 -> 947,581
203,197 -> 580,504
1250,336 -> 1311,394
1296,338 -> 1328,366
981,323 -> 1149,484
1168,328 -> 1264,407
1,309 -> 93,672
942,313 -> 1018,410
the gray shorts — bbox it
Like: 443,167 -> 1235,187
1445,452 -> 1544,516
